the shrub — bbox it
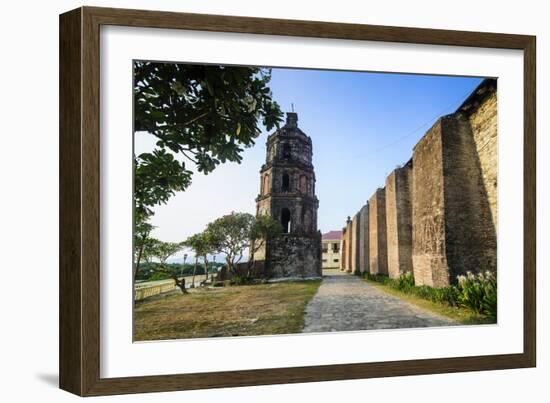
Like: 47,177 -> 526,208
395,272 -> 415,292
435,286 -> 461,307
409,286 -> 432,304
231,275 -> 253,286
457,271 -> 497,320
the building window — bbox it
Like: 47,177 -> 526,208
282,173 -> 290,192
332,243 -> 340,252
281,208 -> 291,233
322,246 -> 328,253
322,259 -> 327,263
334,258 -> 339,263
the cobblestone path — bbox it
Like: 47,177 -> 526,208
303,271 -> 456,332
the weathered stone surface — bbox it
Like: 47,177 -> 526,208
412,83 -> 497,288
465,84 -> 498,264
303,271 -> 455,332
340,218 -> 351,271
412,118 -> 447,287
358,203 -> 369,274
255,112 -> 322,278
350,213 -> 361,275
340,227 -> 347,271
385,162 -> 413,279
442,113 -> 497,281
345,218 -> 353,272
368,188 -> 388,275
458,80 -> 498,233
268,235 -> 322,278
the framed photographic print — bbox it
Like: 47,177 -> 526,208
59,6 -> 536,396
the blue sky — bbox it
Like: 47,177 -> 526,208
139,67 -> 483,260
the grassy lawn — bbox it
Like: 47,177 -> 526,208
363,278 -> 495,325
134,280 -> 321,341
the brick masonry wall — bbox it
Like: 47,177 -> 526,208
442,113 -> 497,282
341,222 -> 351,271
254,196 -> 272,262
358,204 -> 369,273
350,216 -> 357,273
412,108 -> 497,287
469,91 -> 498,237
386,164 -> 413,279
351,213 -> 361,274
412,119 -> 447,287
340,228 -> 347,271
369,188 -> 388,275
346,219 -> 353,272
268,234 -> 322,278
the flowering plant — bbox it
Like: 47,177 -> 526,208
457,271 -> 497,320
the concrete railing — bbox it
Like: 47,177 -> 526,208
134,275 -> 211,301
134,280 -> 176,300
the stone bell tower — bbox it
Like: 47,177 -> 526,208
255,112 -> 322,278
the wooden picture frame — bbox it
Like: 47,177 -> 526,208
59,6 -> 536,396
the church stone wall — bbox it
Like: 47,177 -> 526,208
340,226 -> 347,271
341,78 -> 497,288
412,119 -> 448,287
346,217 -> 354,273
386,163 -> 413,279
469,91 -> 497,230
358,204 -> 369,274
441,113 -> 497,283
350,213 -> 361,275
369,188 -> 388,275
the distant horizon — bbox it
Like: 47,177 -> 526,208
135,65 -> 483,262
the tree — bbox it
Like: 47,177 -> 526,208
183,231 -> 216,288
134,149 -> 192,220
206,212 -> 252,275
151,241 -> 187,294
133,215 -> 155,283
207,212 -> 282,278
247,214 -> 283,277
133,62 -> 283,219
141,237 -> 160,265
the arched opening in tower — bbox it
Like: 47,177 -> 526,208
282,173 -> 290,192
281,208 -> 291,233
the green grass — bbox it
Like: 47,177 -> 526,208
363,278 -> 495,325
134,280 -> 321,341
